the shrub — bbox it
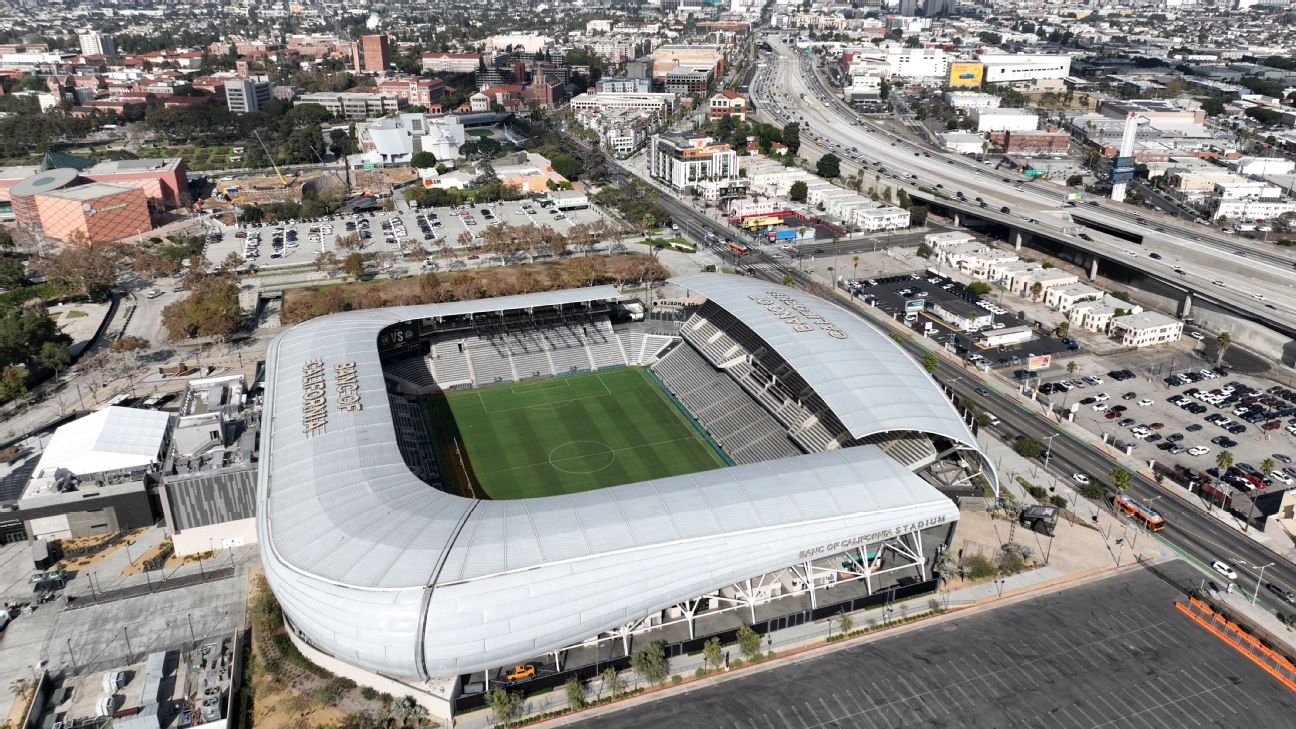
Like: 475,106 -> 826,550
671,675 -> 683,685
1049,495 -> 1068,509
360,687 -> 379,701
964,553 -> 997,579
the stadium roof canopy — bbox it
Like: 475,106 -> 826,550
34,406 -> 170,478
257,278 -> 975,678
672,274 -> 974,444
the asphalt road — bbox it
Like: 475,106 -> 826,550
575,566 -> 1296,729
749,37 -> 1296,326
618,163 -> 1296,618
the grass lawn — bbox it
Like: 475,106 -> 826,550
425,367 -> 728,499
466,129 -> 495,138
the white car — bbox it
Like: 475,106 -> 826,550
1188,446 -> 1210,456
1095,393 -> 1109,402
1211,560 -> 1237,581
1073,473 -> 1090,486
1189,332 -> 1205,341
1137,399 -> 1154,407
1093,403 -> 1108,412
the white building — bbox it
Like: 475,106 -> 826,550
596,77 -> 654,94
648,133 -> 743,199
1232,157 -> 1296,177
356,113 -> 467,166
1044,282 -> 1105,314
1108,311 -> 1183,348
931,301 -> 993,331
938,132 -> 986,155
1007,268 -> 1079,299
1213,198 -> 1296,220
224,78 -> 274,114
1069,295 -> 1142,333
299,91 -> 402,119
570,92 -> 677,118
485,33 -> 552,53
887,47 -> 949,79
978,54 -> 1072,85
971,108 -> 1038,133
944,92 -> 1001,110
77,30 -> 115,57
977,326 -> 1034,347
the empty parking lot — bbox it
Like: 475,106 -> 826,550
577,567 -> 1296,729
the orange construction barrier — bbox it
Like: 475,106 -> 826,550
1175,597 -> 1296,692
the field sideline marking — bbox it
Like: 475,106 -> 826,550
638,367 -> 730,469
475,435 -> 701,477
469,372 -> 612,415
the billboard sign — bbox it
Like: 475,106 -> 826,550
1027,354 -> 1053,371
905,298 -> 926,313
948,62 -> 984,87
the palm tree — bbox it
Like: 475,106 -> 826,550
1066,360 -> 1078,378
1260,457 -> 1276,482
1215,330 -> 1232,365
1109,465 -> 1133,492
1029,282 -> 1044,301
1216,449 -> 1234,473
852,254 -> 860,281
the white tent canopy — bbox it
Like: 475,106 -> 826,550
34,406 -> 171,478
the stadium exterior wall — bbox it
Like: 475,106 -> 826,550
256,278 -> 976,680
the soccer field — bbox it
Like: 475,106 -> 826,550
426,367 -> 730,500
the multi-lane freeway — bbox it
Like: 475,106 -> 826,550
604,149 -> 1296,619
748,36 -> 1296,332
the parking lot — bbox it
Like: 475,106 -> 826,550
576,567 -> 1296,729
203,198 -> 612,273
1035,351 -> 1296,493
843,272 -> 1071,367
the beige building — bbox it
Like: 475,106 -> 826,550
1108,311 -> 1183,348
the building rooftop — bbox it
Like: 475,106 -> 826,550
32,406 -> 170,481
1113,310 -> 1181,329
42,181 -> 141,202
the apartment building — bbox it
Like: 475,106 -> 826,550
352,34 -> 391,74
224,78 -> 273,114
298,92 -> 402,119
77,30 -> 114,57
421,52 -> 481,74
1109,311 -> 1184,348
708,90 -> 747,120
648,133 -> 743,199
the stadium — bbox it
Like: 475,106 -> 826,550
256,273 -> 997,714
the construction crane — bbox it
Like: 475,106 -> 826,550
253,129 -> 290,187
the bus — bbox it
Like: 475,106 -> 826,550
727,241 -> 750,255
1114,495 -> 1166,531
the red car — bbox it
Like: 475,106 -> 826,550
1264,420 -> 1283,431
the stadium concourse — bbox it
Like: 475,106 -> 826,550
256,274 -> 999,722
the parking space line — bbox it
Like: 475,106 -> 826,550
775,708 -> 797,729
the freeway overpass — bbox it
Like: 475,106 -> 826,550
750,35 -> 1296,366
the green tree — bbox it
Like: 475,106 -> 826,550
0,364 -> 26,402
630,642 -> 668,686
897,188 -> 912,209
836,610 -> 853,634
908,205 -> 928,227
968,282 -> 992,295
548,153 -> 584,181
1029,282 -> 1044,301
1261,457 -> 1276,481
1066,174 -> 1083,187
0,256 -> 25,288
1066,360 -> 1078,377
1216,449 -> 1234,473
1014,435 -> 1043,459
1215,330 -> 1232,365
736,624 -> 762,661
816,153 -> 841,178
782,122 -> 800,155
563,677 -> 585,710
39,340 -> 71,378
788,180 -> 808,202
160,274 -> 241,341
599,666 -> 622,699
1109,465 -> 1133,492
1199,97 -> 1225,117
921,353 -> 939,373
702,637 -> 723,671
484,687 -> 522,727
343,252 -> 365,281
916,243 -> 933,259
409,151 -> 437,168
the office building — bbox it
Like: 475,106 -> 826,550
224,78 -> 274,114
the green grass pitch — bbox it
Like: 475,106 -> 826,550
426,367 -> 730,500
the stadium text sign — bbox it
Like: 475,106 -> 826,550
748,291 -> 848,339
795,514 -> 949,560
302,359 -> 328,435
302,359 -> 364,435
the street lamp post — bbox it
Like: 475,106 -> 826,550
1240,560 -> 1275,605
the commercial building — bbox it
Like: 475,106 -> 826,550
224,78 -> 274,114
352,34 -> 392,74
11,406 -> 170,540
1097,99 -> 1205,128
160,375 -> 259,556
1108,311 -> 1184,348
944,91 -> 999,110
570,91 -> 677,118
978,54 -> 1072,85
708,89 -> 747,120
77,30 -> 114,57
947,61 -> 984,86
930,301 -> 993,331
648,133 -> 743,198
257,275 -> 993,724
971,108 -> 1039,133
9,168 -> 151,243
597,76 -> 653,94
298,91 -> 403,119
991,129 -> 1070,156
1232,157 -> 1296,177
421,52 -> 481,74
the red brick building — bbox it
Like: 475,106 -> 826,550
990,128 -> 1070,156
